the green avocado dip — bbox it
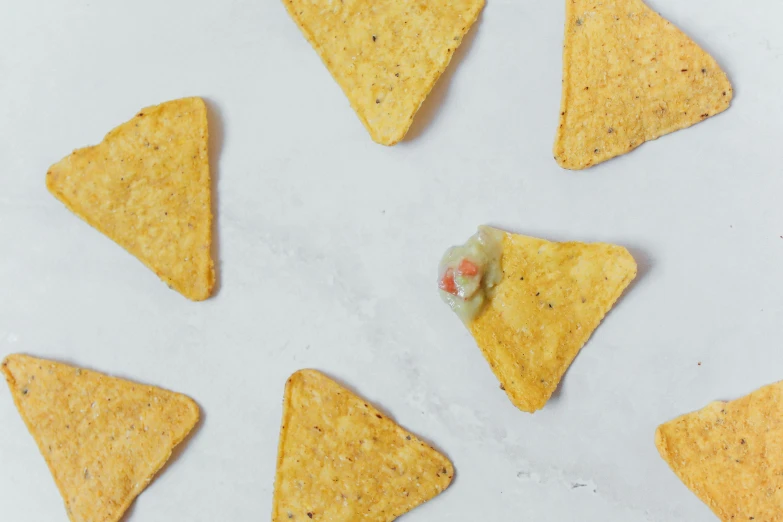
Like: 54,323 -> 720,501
438,226 -> 504,323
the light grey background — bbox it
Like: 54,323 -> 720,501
1,0 -> 781,520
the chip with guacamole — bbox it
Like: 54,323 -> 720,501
438,227 -> 637,412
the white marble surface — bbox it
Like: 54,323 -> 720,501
2,0 -> 783,520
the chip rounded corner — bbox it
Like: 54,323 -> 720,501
1,353 -> 17,368
554,153 -> 588,171
182,394 -> 201,422
372,133 -> 401,147
615,246 -> 639,276
287,368 -> 321,386
184,275 -> 216,302
439,459 -> 457,488
45,163 -> 64,194
653,424 -> 668,454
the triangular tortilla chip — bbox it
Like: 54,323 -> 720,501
46,97 -> 215,301
2,354 -> 199,522
283,0 -> 484,145
469,231 -> 636,412
554,0 -> 733,169
656,382 -> 783,522
272,370 -> 453,521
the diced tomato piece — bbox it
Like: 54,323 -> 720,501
439,268 -> 457,294
458,258 -> 479,276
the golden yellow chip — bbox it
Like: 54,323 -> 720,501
554,0 -> 733,169
656,382 -> 783,522
469,232 -> 636,412
2,354 -> 199,522
46,97 -> 215,301
283,0 -> 484,145
272,370 -> 453,521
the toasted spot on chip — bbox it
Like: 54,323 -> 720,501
554,0 -> 733,170
272,370 -> 453,521
1,354 -> 199,522
46,97 -> 215,301
283,0 -> 484,145
469,231 -> 637,412
656,382 -> 783,522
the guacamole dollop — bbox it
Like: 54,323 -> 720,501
438,226 -> 504,323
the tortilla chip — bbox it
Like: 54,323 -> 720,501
554,0 -> 733,170
272,370 -> 453,521
2,354 -> 199,522
46,97 -> 215,301
469,231 -> 636,412
283,0 -> 484,145
656,382 -> 783,521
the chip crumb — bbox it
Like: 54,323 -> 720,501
469,230 -> 636,412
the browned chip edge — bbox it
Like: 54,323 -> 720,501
484,242 -> 637,413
